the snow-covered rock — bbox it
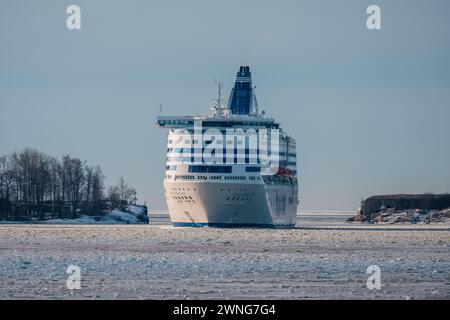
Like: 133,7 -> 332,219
349,207 -> 450,224
107,205 -> 149,224
3,205 -> 149,225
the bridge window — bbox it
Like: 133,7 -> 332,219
188,165 -> 232,174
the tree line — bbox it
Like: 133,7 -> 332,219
0,148 -> 137,221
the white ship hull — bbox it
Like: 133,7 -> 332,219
164,180 -> 298,228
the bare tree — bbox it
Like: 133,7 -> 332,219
0,156 -> 12,220
84,165 -> 105,215
91,166 -> 104,203
0,148 -> 134,221
0,156 -> 7,199
118,177 -> 137,204
107,185 -> 120,206
107,177 -> 136,210
84,166 -> 94,204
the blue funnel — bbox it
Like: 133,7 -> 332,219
228,66 -> 253,115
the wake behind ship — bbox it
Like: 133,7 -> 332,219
156,66 -> 298,228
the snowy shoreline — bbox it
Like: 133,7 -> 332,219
348,208 -> 450,225
0,205 -> 149,225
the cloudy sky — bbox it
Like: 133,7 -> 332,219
1,0 -> 449,210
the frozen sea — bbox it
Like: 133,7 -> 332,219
0,212 -> 449,300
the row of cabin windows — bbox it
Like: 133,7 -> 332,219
173,175 -> 223,181
174,175 -> 195,180
187,165 -> 262,173
172,195 -> 256,202
167,175 -> 262,181
224,176 -> 246,180
167,147 -> 296,158
166,165 -> 278,174
168,157 -> 265,165
171,187 -> 252,192
162,122 -> 279,128
196,175 -> 222,180
188,165 -> 232,173
166,152 -> 295,165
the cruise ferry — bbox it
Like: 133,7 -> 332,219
156,66 -> 298,228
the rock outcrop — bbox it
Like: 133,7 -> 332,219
349,194 -> 450,224
368,208 -> 450,224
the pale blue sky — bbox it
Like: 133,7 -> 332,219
1,0 -> 449,210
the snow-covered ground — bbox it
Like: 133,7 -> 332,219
0,205 -> 149,225
0,213 -> 449,300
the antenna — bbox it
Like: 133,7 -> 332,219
210,79 -> 229,117
214,79 -> 223,106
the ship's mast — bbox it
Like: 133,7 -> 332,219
216,79 -> 223,109
211,79 -> 229,117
